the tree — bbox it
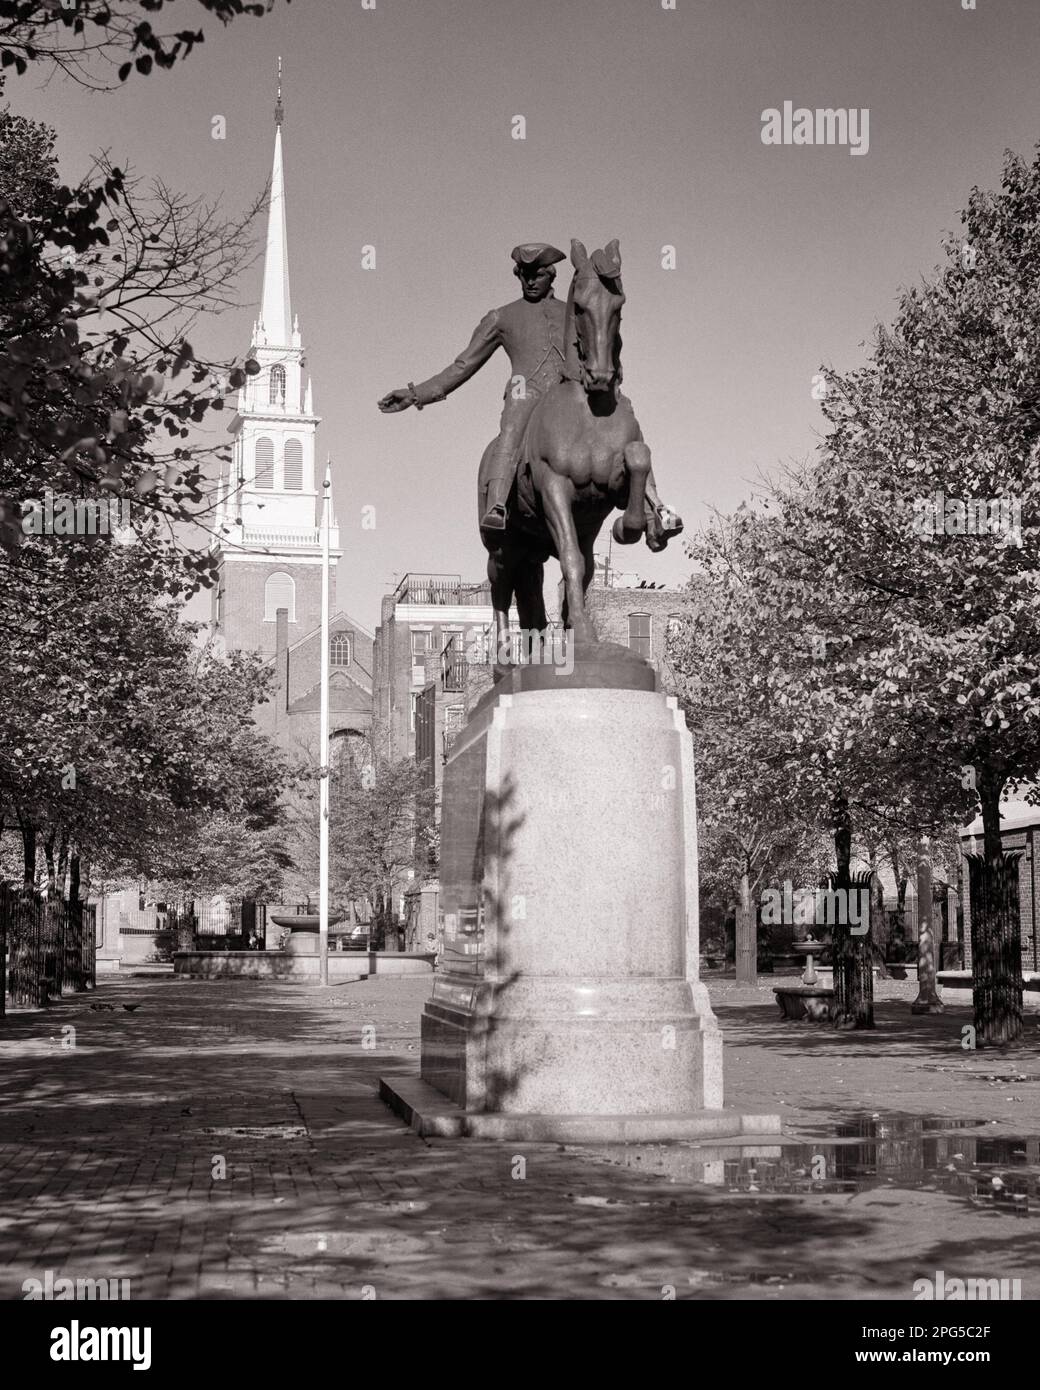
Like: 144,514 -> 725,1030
280,730 -> 439,950
0,524 -> 288,911
0,0 -> 286,88
0,106 -> 265,591
149,811 -> 293,905
669,597 -> 829,981
803,147 -> 1040,1042
675,469 -> 965,1027
677,146 -> 1040,1042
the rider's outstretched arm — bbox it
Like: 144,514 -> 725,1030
411,310 -> 502,406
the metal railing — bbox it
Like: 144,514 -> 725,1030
394,573 -> 492,606
442,653 -> 468,691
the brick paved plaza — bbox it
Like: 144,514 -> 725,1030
2,974 -> 1039,1301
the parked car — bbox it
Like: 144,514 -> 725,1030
342,925 -> 370,951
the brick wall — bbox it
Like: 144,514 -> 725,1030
218,558 -> 336,656
585,587 -> 683,667
286,617 -> 373,710
959,829 -> 1038,972
375,611 -> 494,763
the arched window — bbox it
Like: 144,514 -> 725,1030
255,437 -> 274,489
283,438 -> 303,490
330,728 -> 366,775
269,364 -> 286,406
264,571 -> 295,622
628,612 -> 652,660
331,633 -> 352,667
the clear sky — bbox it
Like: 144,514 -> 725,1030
10,0 -> 1040,630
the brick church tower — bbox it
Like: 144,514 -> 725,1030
211,70 -> 342,657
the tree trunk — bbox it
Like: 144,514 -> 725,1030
43,830 -> 56,895
888,841 -> 906,909
57,830 -> 70,897
18,814 -> 36,892
955,856 -> 966,969
67,852 -> 85,992
0,881 -> 6,1016
868,848 -> 890,974
735,868 -> 757,985
830,791 -> 874,1029
888,842 -> 911,950
912,835 -> 944,1014
970,771 -> 1023,1045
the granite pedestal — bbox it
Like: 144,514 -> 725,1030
381,643 -> 779,1142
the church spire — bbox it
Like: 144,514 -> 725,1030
260,56 -> 292,346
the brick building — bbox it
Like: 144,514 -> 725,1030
959,801 -> 1040,973
372,573 -> 496,763
402,557 -> 694,791
414,632 -> 499,793
584,574 -> 686,678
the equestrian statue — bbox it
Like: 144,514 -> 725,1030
378,239 -> 682,663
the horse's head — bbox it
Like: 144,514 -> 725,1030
568,238 -> 625,394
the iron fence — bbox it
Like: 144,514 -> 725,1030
182,899 -> 266,952
1,886 -> 97,1013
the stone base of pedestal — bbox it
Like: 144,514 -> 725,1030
380,1075 -> 781,1143
377,653 -> 780,1141
419,974 -> 725,1117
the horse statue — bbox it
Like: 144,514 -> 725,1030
480,238 -> 681,667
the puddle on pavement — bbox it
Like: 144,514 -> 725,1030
569,1113 -> 1040,1217
202,1124 -> 307,1141
349,1199 -> 430,1215
919,1066 -> 1040,1083
260,1230 -> 427,1258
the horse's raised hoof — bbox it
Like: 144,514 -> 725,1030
612,516 -> 643,546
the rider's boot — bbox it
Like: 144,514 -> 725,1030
644,501 -> 684,552
480,473 -> 511,538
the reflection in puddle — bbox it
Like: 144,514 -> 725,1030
569,1114 -> 1040,1217
260,1230 -> 427,1257
203,1124 -> 307,1140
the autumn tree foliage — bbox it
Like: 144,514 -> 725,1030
0,94 -> 286,909
0,528 -> 288,899
279,729 -> 438,947
674,146 -> 1040,1043
0,106 -> 265,589
668,595 -> 829,972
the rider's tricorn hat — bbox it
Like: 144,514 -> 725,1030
511,243 -> 566,270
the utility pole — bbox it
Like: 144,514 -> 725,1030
319,459 -> 331,987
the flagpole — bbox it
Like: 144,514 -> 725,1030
319,458 -> 331,987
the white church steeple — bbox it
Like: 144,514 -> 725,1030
212,65 -> 341,655
258,57 -> 292,347
215,61 -> 339,549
